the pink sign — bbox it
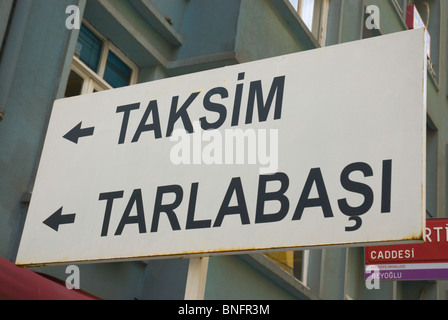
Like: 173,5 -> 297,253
365,219 -> 448,280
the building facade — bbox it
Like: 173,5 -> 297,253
0,0 -> 447,300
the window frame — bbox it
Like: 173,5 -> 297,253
297,0 -> 315,30
291,0 -> 331,46
312,0 -> 330,46
68,19 -> 138,96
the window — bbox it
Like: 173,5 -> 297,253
77,23 -> 102,72
290,0 -> 315,30
264,250 -> 309,285
104,51 -> 133,88
65,70 -> 84,97
299,0 -> 315,30
289,0 -> 331,46
65,21 -> 138,97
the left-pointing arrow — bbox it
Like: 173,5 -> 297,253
63,121 -> 95,144
43,207 -> 76,231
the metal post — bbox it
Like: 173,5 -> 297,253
184,257 -> 209,300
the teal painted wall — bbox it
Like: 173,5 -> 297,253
0,0 -> 75,261
205,256 -> 296,300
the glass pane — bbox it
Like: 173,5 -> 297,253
289,0 -> 298,10
265,251 -> 305,282
299,0 -> 314,30
104,51 -> 132,88
64,70 -> 84,97
76,24 -> 102,72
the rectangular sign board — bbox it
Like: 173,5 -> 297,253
16,29 -> 427,266
365,219 -> 448,281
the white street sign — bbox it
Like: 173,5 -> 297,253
16,29 -> 427,266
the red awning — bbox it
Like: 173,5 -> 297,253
0,257 -> 99,300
